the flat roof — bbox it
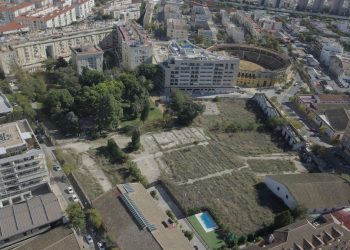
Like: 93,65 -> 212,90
93,189 -> 163,250
0,119 -> 33,150
117,183 -> 192,250
71,44 -> 103,55
0,193 -> 63,241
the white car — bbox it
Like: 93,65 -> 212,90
67,186 -> 74,194
85,234 -> 93,244
97,242 -> 105,250
71,194 -> 79,202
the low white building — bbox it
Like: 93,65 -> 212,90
71,44 -> 104,74
264,173 -> 350,213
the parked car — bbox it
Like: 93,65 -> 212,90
71,194 -> 79,202
97,242 -> 105,250
85,235 -> 93,244
53,164 -> 61,171
67,186 -> 74,194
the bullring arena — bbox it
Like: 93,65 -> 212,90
208,44 -> 292,88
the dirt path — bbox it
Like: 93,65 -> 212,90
80,153 -> 112,192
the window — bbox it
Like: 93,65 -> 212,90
285,195 -> 289,199
277,187 -> 280,191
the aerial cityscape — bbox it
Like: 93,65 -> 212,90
0,0 -> 350,249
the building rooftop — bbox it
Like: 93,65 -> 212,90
15,5 -> 75,22
267,173 -> 350,210
167,18 -> 187,30
0,119 -> 38,155
246,214 -> 350,250
116,183 -> 192,250
118,20 -> 150,46
323,108 -> 350,131
16,226 -> 80,250
167,39 -> 234,61
0,193 -> 63,242
71,44 -> 103,55
0,2 -> 34,12
0,22 -> 27,34
319,94 -> 350,104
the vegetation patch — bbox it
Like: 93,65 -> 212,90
248,159 -> 297,174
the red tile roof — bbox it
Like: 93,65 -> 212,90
0,22 -> 26,33
2,2 -> 34,12
16,5 -> 75,22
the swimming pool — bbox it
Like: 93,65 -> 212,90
195,212 -> 218,232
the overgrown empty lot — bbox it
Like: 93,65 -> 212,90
161,98 -> 294,235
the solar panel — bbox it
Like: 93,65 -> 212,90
120,193 -> 157,231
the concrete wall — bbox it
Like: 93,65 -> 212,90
263,176 -> 297,209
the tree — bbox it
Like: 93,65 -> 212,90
51,67 -> 80,94
107,139 -> 129,163
140,101 -> 150,122
130,128 -> 141,151
274,210 -> 293,229
44,58 -> 56,71
184,230 -> 194,241
66,203 -> 85,230
96,93 -> 123,132
80,67 -> 105,86
54,57 -> 68,69
44,89 -> 74,115
291,205 -> 307,219
61,111 -> 79,135
177,102 -> 205,126
87,208 -> 103,229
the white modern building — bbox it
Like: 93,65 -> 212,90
320,42 -> 344,67
0,120 -> 49,208
74,0 -> 95,19
155,40 -> 240,95
166,18 -> 188,40
116,21 -> 152,70
71,44 -> 104,74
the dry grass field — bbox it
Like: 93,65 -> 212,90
161,98 -> 293,235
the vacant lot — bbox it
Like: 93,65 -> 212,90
163,171 -> 286,235
161,98 -> 293,235
196,99 -> 290,156
248,159 -> 297,174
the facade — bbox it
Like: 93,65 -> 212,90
116,21 -> 152,70
232,10 -> 261,39
0,120 -> 49,207
71,44 -> 104,74
14,5 -> 77,30
264,173 -> 350,213
156,40 -> 240,95
296,0 -> 309,10
74,0 -> 95,19
0,23 -> 115,75
341,122 -> 350,157
166,18 -> 188,40
0,22 -> 28,35
0,93 -> 13,118
329,55 -> 350,87
99,0 -> 140,20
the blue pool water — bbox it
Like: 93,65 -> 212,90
197,212 -> 218,232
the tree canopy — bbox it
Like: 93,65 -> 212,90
66,203 -> 85,230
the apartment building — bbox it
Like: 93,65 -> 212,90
116,21 -> 152,70
0,2 -> 35,22
100,0 -> 140,20
320,42 -> 343,67
74,0 -> 94,19
232,10 -> 261,38
0,23 -> 114,74
15,5 -> 77,30
155,40 -> 240,95
71,44 -> 104,74
0,120 -> 48,208
166,18 -> 188,40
